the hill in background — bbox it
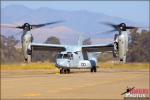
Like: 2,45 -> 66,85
1,5 -> 142,45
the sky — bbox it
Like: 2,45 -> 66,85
1,1 -> 149,26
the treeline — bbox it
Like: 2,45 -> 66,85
1,35 -> 24,64
0,29 -> 150,64
0,35 -> 62,64
127,29 -> 150,62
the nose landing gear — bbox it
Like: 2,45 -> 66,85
60,68 -> 70,74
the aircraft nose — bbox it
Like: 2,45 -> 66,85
56,59 -> 69,67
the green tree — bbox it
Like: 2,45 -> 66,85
1,35 -> 23,64
127,29 -> 150,62
45,36 -> 60,44
83,37 -> 92,45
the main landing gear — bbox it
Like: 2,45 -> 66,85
60,68 -> 70,74
91,66 -> 97,72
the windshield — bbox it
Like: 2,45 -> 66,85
57,53 -> 73,59
63,54 -> 68,59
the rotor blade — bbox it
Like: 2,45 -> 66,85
31,20 -> 63,29
126,26 -> 137,29
99,29 -> 117,34
127,26 -> 150,30
1,24 -> 16,28
0,24 -> 21,29
16,26 -> 24,29
100,22 -> 118,29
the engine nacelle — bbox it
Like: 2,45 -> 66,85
22,31 -> 33,63
113,31 -> 128,63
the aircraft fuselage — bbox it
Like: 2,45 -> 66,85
55,46 -> 97,69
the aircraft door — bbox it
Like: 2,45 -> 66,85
67,52 -> 74,67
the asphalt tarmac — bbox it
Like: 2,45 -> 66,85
1,68 -> 149,99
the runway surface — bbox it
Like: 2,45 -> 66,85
1,68 -> 149,99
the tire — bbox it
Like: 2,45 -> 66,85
64,69 -> 67,74
60,69 -> 63,74
60,68 -> 65,74
91,66 -> 97,73
67,69 -> 70,74
93,67 -> 97,72
91,68 -> 93,72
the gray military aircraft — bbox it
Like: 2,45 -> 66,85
1,22 -> 138,74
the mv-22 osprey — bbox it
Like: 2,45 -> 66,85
1,21 -> 137,74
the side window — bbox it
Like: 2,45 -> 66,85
67,52 -> 73,60
68,54 -> 73,60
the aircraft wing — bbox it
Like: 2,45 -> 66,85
82,43 -> 114,52
30,43 -> 66,52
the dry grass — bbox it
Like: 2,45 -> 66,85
1,62 -> 149,70
1,63 -> 56,70
99,62 -> 149,70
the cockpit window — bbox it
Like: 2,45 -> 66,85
57,53 -> 73,59
63,54 -> 68,59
